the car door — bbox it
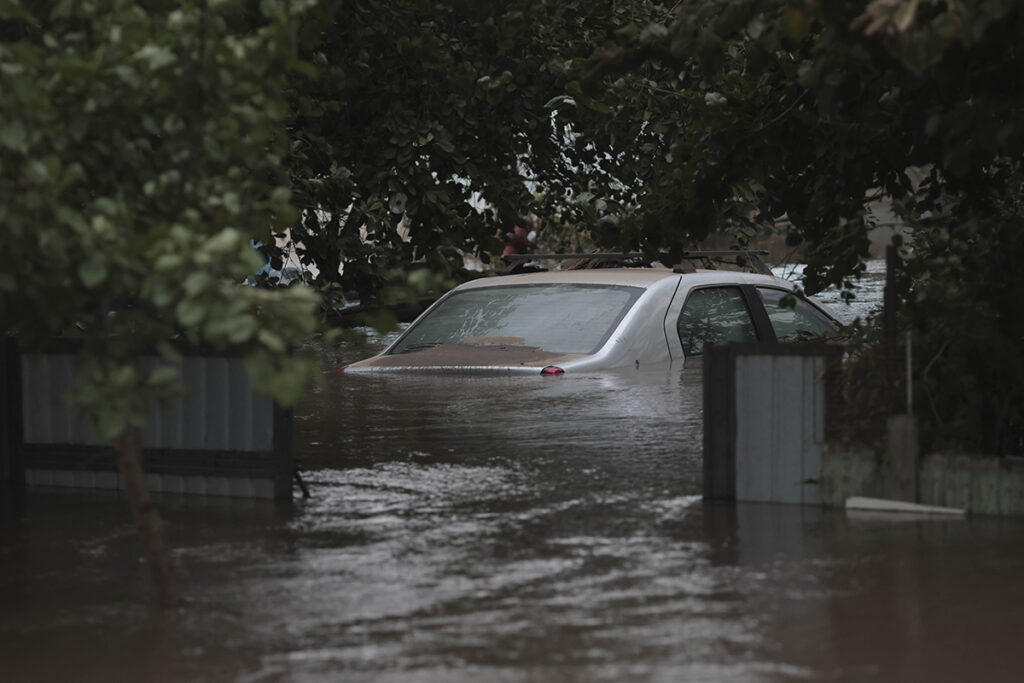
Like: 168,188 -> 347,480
671,284 -> 765,357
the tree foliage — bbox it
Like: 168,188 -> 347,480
583,0 -> 1024,452
582,0 -> 1022,287
0,0 -> 320,439
281,0 -> 675,305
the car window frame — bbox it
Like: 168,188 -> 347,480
669,281 -> 840,357
673,284 -> 773,357
755,286 -> 839,342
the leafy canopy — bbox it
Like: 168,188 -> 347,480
282,0 -> 676,304
0,0 -> 320,439
582,0 -> 1024,452
582,0 -> 1024,293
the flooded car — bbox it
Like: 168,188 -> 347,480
13,263 -> 1024,683
343,264 -> 840,375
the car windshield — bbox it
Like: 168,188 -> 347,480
389,283 -> 644,356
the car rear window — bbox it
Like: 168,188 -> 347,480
389,284 -> 643,356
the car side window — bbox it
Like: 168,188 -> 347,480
756,287 -> 837,342
677,286 -> 758,356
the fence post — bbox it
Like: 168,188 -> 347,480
0,337 -> 23,485
703,344 -> 737,500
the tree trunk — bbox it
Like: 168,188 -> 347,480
113,427 -> 183,607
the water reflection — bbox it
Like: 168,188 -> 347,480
776,259 -> 887,325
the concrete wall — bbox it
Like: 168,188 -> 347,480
822,448 -> 1024,516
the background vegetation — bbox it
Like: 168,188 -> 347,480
2,1 -> 1022,470
1,0 -> 320,434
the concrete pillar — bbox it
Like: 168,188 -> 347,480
887,414 -> 919,502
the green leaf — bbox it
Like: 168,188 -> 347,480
206,227 -> 242,255
146,364 -> 181,388
56,206 -> 88,233
1,121 -> 27,151
154,254 -> 184,271
228,315 -> 258,343
258,329 -> 287,352
148,279 -> 176,308
269,355 -> 317,406
134,44 -> 176,70
78,260 -> 107,288
183,272 -> 214,297
176,299 -> 206,327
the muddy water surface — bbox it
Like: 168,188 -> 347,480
4,266 -> 1024,681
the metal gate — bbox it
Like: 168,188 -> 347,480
1,340 -> 293,500
704,343 -> 840,505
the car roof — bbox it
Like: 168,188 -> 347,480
454,267 -> 794,291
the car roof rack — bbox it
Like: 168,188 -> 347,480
500,252 -> 646,274
673,250 -> 772,275
500,250 -> 772,275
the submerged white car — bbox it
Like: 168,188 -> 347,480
343,257 -> 839,375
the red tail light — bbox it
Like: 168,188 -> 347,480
540,366 -> 564,376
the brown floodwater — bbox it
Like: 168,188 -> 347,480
4,265 -> 1024,681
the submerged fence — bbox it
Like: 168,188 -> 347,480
0,339 -> 293,500
704,343 -> 842,505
